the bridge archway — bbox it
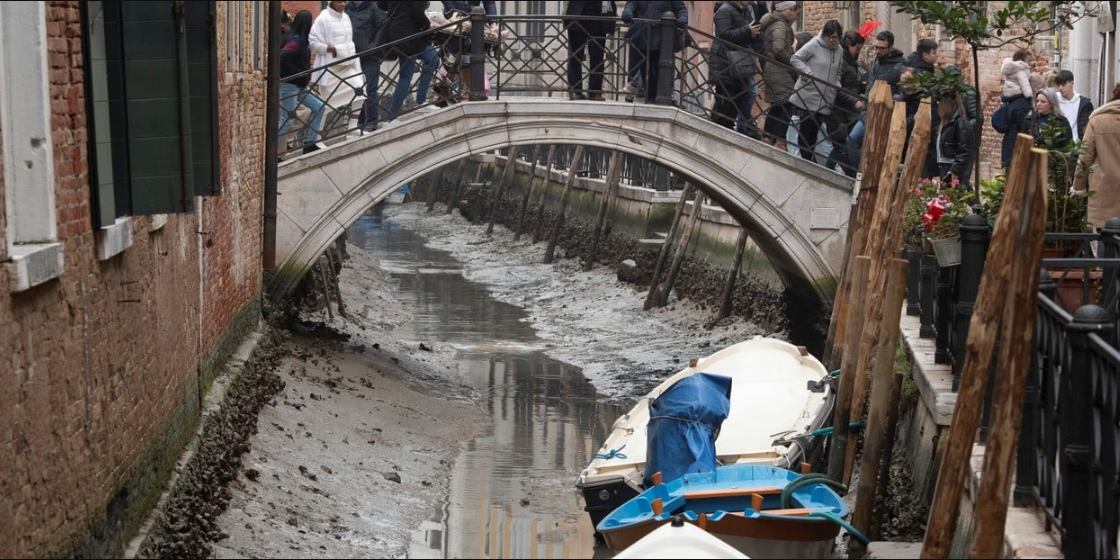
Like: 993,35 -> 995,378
272,100 -> 853,302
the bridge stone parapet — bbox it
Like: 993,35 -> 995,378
273,99 -> 854,301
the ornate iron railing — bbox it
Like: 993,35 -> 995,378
278,9 -> 862,178
905,217 -> 1120,558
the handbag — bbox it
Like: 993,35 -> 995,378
991,100 -> 1011,133
727,48 -> 757,79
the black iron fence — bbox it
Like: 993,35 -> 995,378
907,217 -> 1120,558
279,9 -> 862,177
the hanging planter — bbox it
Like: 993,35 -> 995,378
927,235 -> 962,267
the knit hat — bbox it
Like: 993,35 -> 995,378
775,1 -> 798,11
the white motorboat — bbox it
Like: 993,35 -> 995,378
577,336 -> 835,535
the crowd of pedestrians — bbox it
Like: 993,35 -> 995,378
275,0 -> 1118,219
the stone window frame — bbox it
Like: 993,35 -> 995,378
0,2 -> 64,292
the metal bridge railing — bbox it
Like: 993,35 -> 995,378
279,8 -> 863,179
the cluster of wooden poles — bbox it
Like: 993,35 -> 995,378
422,142 -> 753,323
821,81 -> 1051,558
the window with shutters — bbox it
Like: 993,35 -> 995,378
1,1 -> 64,290
80,0 -> 220,229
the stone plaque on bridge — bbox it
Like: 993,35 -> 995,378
809,208 -> 841,230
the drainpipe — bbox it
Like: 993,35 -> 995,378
263,0 -> 280,269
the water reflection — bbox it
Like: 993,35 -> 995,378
348,209 -> 626,559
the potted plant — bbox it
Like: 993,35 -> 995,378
912,179 -> 974,267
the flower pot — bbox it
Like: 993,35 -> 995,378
927,236 -> 962,267
1048,268 -> 1103,314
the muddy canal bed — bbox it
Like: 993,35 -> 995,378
199,202 -> 775,558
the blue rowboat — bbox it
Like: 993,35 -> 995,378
597,464 -> 851,559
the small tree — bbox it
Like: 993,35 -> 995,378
888,1 -> 1094,191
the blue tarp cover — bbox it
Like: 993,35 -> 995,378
643,372 -> 732,488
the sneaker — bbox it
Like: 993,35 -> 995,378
302,142 -> 326,155
415,104 -> 441,114
382,119 -> 402,129
361,125 -> 378,135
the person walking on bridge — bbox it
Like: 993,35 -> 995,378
278,10 -> 328,155
621,1 -> 689,104
378,1 -> 440,123
346,1 -> 388,134
759,1 -> 798,149
566,1 -> 618,101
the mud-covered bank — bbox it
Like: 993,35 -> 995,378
412,172 -> 830,357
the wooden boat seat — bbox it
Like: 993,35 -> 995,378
755,508 -> 813,517
684,486 -> 782,500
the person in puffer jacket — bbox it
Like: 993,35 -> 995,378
934,95 -> 974,189
789,20 -> 844,163
759,1 -> 798,147
310,0 -> 364,109
1001,48 -> 1033,101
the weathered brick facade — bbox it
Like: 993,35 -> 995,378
0,2 -> 267,558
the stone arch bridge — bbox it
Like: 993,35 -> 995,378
271,99 -> 854,303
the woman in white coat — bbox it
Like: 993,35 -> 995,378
310,1 -> 365,132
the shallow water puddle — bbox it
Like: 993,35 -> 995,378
349,211 -> 625,558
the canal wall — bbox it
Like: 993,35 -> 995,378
471,154 -> 783,286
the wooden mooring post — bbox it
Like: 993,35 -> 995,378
644,186 -> 690,311
513,145 -> 544,242
585,150 -> 622,271
659,188 -> 704,307
487,146 -> 518,235
714,227 -> 750,323
824,82 -> 895,372
849,259 -> 908,560
532,147 -> 559,245
920,135 -> 1040,559
967,147 -> 1048,559
544,145 -> 584,264
446,159 -> 468,215
827,256 -> 870,483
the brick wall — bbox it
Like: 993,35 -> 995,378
0,2 -> 266,557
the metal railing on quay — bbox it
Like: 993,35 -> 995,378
903,216 -> 1120,559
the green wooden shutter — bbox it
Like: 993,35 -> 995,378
120,1 -> 193,214
186,1 -> 219,196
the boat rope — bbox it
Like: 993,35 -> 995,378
809,511 -> 871,545
831,369 -> 841,376
808,422 -> 865,437
592,444 -> 628,460
780,473 -> 848,509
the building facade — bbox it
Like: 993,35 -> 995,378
0,1 -> 268,557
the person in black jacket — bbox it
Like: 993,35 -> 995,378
346,1 -> 388,133
934,94 -> 974,188
708,1 -> 762,137
826,30 -> 865,176
566,2 -> 618,100
621,1 -> 689,103
378,1 -> 440,121
845,30 -> 905,170
278,11 -> 328,154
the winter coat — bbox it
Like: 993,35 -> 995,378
999,95 -> 1034,165
377,1 -> 431,59
309,7 -> 363,95
1021,112 -> 1073,149
759,11 -> 794,105
621,1 -> 688,52
936,112 -> 974,187
708,2 -> 757,79
1073,101 -> 1120,228
566,1 -> 618,36
789,31 -> 843,115
828,47 -> 863,141
863,48 -> 905,97
280,33 -> 312,87
1001,58 -> 1032,100
346,1 -> 388,55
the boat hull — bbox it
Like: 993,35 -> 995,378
577,337 -> 835,535
597,465 -> 848,559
